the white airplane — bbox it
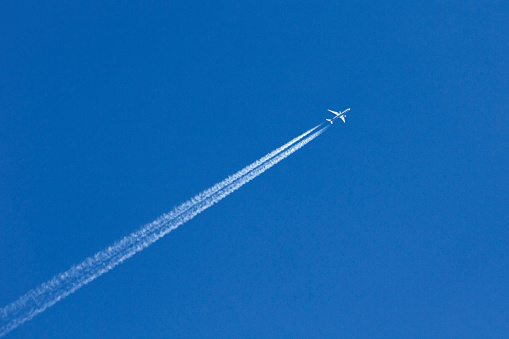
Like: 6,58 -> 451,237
326,108 -> 350,124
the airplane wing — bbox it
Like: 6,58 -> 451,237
340,116 -> 346,123
328,109 -> 340,116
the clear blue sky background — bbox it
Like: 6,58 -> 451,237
1,1 -> 507,337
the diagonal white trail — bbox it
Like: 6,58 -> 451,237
172,124 -> 322,216
0,124 -> 327,337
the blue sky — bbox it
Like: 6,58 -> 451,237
1,1 -> 507,337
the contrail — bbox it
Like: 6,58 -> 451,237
0,123 -> 328,337
165,124 -> 322,219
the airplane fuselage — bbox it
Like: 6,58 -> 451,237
326,116 -> 342,124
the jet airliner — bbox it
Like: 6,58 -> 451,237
326,108 -> 350,124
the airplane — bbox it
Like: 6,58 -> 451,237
326,108 -> 350,124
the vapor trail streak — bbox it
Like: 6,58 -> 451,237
0,124 -> 327,337
173,124 -> 321,216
